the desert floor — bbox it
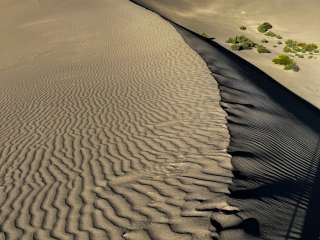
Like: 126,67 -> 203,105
0,0 -> 233,239
133,0 -> 320,109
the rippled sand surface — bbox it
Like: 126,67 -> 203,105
0,0 -> 231,239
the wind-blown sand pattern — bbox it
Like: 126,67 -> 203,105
174,24 -> 320,240
0,0 -> 232,239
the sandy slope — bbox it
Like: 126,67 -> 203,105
175,24 -> 320,240
132,0 -> 320,109
0,0 -> 231,239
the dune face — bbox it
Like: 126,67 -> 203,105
0,0 -> 232,239
174,24 -> 320,240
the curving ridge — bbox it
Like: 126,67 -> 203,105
173,24 -> 320,239
129,0 -> 320,237
0,0 -> 234,239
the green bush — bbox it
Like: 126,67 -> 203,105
258,22 -> 272,33
265,31 -> 276,37
305,43 -> 318,52
272,54 -> 299,71
285,40 -> 319,54
285,39 -> 298,48
256,45 -> 271,53
264,31 -> 282,39
226,35 -> 256,51
283,46 -> 293,52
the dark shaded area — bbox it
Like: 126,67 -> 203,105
129,1 -> 320,238
174,24 -> 320,240
173,25 -> 320,240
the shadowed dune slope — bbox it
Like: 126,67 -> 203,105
0,0 -> 232,239
173,24 -> 320,240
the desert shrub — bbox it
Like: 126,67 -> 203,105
226,35 -> 256,50
261,39 -> 269,43
272,54 -> 299,71
305,43 -> 318,52
202,32 -> 208,38
273,54 -> 294,65
258,22 -> 272,33
285,39 -> 298,48
285,40 -> 318,54
240,25 -> 247,30
283,46 -> 293,52
256,45 -> 271,53
264,31 -> 282,39
265,31 -> 276,37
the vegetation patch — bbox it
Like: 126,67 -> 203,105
201,32 -> 209,38
227,22 -> 319,72
258,22 -> 272,33
226,35 -> 256,50
265,31 -> 282,39
272,54 -> 299,71
256,44 -> 271,53
284,40 -> 319,54
240,25 -> 247,31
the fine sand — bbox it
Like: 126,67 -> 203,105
132,0 -> 320,109
174,23 -> 320,240
0,0 -> 232,239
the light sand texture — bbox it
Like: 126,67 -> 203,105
0,0 -> 231,239
132,0 -> 320,109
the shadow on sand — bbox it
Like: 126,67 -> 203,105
174,24 -> 320,240
129,1 -> 320,238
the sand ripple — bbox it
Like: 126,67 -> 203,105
0,0 -> 231,239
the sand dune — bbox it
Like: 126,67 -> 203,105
0,0 -> 233,239
174,24 -> 320,240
